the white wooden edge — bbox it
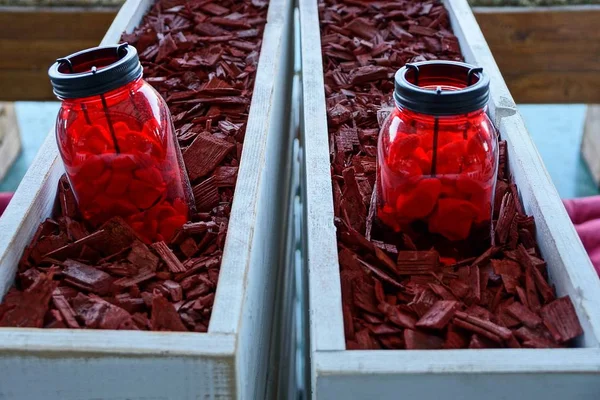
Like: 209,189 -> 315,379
299,0 -> 346,358
314,350 -> 600,400
0,102 -> 21,181
209,0 -> 290,335
300,0 -> 600,391
0,0 -> 291,360
471,4 -> 600,14
0,329 -> 234,357
315,349 -> 600,375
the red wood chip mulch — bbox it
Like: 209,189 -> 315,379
0,0 -> 269,332
318,0 -> 584,349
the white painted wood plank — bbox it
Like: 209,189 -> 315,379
0,329 -> 234,356
0,330 -> 237,399
316,350 -> 600,400
0,0 -> 294,398
1,354 -> 235,400
316,349 -> 600,375
472,5 -> 600,14
299,0 -> 345,357
226,0 -> 294,398
210,0 -> 291,335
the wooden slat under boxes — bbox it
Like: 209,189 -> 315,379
0,0 -> 293,398
300,0 -> 600,398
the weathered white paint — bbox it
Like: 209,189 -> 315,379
0,102 -> 21,181
300,0 -> 600,398
0,0 -> 294,398
315,349 -> 600,400
299,0 -> 345,359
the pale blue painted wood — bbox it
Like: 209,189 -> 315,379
0,102 -> 60,192
518,104 -> 598,199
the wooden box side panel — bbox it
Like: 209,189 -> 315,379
315,369 -> 600,400
231,0 -> 294,398
0,354 -> 235,400
299,0 -> 346,357
314,350 -> 600,400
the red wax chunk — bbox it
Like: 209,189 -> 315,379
396,178 -> 441,220
429,198 -> 478,241
61,105 -> 189,243
377,98 -> 496,243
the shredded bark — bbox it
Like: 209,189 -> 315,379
322,0 -> 584,350
0,0 -> 269,332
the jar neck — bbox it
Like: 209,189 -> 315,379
393,103 -> 487,124
61,77 -> 144,106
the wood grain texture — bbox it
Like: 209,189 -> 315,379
473,6 -> 600,103
582,105 -> 600,186
0,6 -> 117,101
225,0 -> 293,397
0,0 -> 294,398
299,0 -> 346,363
315,350 -> 600,400
301,0 -> 600,398
0,102 -> 21,181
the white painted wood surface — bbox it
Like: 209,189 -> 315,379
0,102 -> 21,181
0,0 -> 293,398
300,0 -> 600,398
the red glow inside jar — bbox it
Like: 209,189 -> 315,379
49,44 -> 193,243
377,61 -> 498,245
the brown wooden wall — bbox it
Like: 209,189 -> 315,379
473,6 -> 600,104
0,7 -> 117,101
0,5 -> 599,103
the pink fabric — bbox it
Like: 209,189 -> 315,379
0,193 -> 12,216
563,196 -> 600,276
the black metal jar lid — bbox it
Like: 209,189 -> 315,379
394,60 -> 490,116
48,43 -> 143,99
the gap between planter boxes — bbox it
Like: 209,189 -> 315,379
300,0 -> 600,399
0,0 -> 294,399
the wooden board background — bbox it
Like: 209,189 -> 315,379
473,6 -> 600,103
0,6 -> 118,101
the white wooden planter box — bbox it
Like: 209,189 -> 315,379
300,0 -> 600,398
0,0 -> 293,398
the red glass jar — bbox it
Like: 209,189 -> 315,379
377,61 -> 498,246
48,44 -> 194,244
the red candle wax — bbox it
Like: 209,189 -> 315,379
50,44 -> 193,243
377,61 -> 498,244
